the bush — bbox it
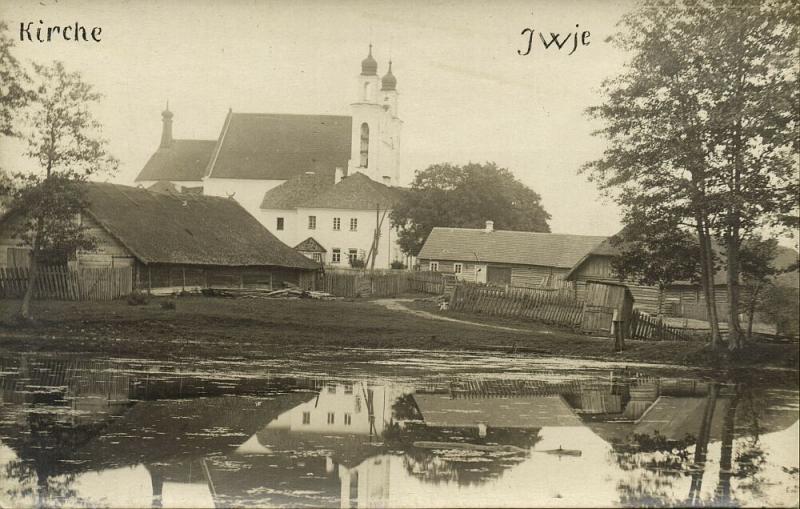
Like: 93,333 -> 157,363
759,285 -> 799,337
127,291 -> 149,306
349,257 -> 366,269
390,260 -> 407,270
160,299 -> 176,310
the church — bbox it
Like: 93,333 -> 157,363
135,46 -> 410,269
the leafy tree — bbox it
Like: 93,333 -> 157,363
608,219 -> 702,314
390,162 -> 550,256
758,285 -> 799,337
4,61 -> 117,320
583,0 -> 799,351
0,21 -> 32,136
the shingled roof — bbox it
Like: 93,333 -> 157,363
206,112 -> 352,180
298,172 -> 402,210
83,183 -> 319,269
260,172 -> 332,209
135,139 -> 217,182
417,227 -> 607,269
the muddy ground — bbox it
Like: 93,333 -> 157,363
0,295 -> 797,371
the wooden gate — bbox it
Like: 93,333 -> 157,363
581,281 -> 633,335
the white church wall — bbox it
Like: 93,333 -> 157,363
203,177 -> 285,217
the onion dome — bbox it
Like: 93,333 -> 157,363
361,44 -> 378,76
381,60 -> 397,91
161,101 -> 173,119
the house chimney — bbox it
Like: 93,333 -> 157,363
335,167 -> 344,184
485,220 -> 494,232
160,102 -> 173,149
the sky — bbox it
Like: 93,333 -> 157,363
0,0 -> 638,236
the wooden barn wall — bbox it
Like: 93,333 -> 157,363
0,214 -> 30,267
135,263 -> 316,291
419,258 -> 568,287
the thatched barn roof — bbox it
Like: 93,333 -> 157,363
84,182 -> 320,269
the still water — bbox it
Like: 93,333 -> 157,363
0,350 -> 797,508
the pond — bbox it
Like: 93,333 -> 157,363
0,350 -> 797,508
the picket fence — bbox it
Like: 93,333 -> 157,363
627,309 -> 696,342
448,283 -> 584,329
0,266 -> 133,301
317,270 -> 445,298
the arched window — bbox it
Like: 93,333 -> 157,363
359,123 -> 369,168
363,82 -> 372,101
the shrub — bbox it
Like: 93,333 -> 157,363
349,257 -> 366,269
390,260 -> 407,270
127,291 -> 149,306
759,285 -> 799,337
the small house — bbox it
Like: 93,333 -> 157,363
416,221 -> 607,288
0,182 -> 321,291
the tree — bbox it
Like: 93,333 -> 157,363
0,21 -> 32,136
609,220 -> 702,315
390,162 -> 550,256
4,61 -> 117,320
583,0 -> 799,351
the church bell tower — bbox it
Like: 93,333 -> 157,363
348,45 -> 403,186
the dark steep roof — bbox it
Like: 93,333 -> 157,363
294,237 -> 326,253
207,112 -> 352,180
298,172 -> 402,210
418,228 -> 607,269
135,140 -> 216,182
260,172 -> 332,209
83,182 -> 319,269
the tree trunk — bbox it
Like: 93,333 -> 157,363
726,234 -> 744,351
695,218 -> 722,349
19,223 -> 43,321
745,282 -> 760,341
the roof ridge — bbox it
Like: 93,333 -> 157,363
204,109 -> 233,179
230,112 -> 352,119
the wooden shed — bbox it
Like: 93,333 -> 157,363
581,281 -> 634,335
0,182 -> 322,292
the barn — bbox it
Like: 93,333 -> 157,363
416,221 -> 607,288
0,182 -> 321,292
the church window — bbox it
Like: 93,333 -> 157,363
333,217 -> 341,230
349,218 -> 358,231
308,215 -> 316,230
332,249 -> 341,263
363,81 -> 372,101
276,217 -> 284,231
359,123 -> 369,167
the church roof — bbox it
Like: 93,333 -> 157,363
135,139 -> 217,182
298,172 -> 402,210
206,112 -> 352,181
260,172 -> 332,209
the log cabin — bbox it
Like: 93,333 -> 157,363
0,182 -> 321,292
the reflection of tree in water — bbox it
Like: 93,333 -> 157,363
385,422 -> 541,486
613,431 -> 697,507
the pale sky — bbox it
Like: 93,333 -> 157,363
0,0 -> 637,236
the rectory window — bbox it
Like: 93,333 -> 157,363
332,248 -> 341,264
308,216 -> 316,229
350,218 -> 358,231
333,217 -> 341,231
276,217 -> 284,231
348,249 -> 359,265
302,411 -> 311,425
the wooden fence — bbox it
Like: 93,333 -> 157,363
448,283 -> 584,329
0,266 -> 133,301
627,309 -> 697,342
317,270 -> 445,298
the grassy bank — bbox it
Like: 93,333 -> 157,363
0,296 -> 796,370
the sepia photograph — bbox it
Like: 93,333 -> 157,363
0,0 -> 798,507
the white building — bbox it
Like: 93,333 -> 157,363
134,46 -> 409,269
